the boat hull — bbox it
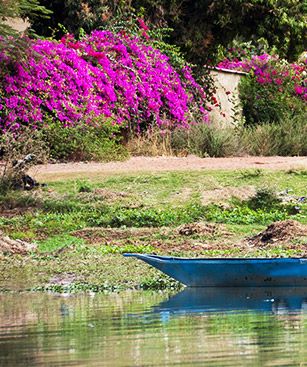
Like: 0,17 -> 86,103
124,254 -> 307,287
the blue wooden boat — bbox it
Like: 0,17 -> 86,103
123,254 -> 307,287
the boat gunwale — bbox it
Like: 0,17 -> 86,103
123,253 -> 307,262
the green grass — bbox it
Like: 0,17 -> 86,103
37,234 -> 86,253
0,169 -> 305,242
1,199 -> 304,240
0,169 -> 306,292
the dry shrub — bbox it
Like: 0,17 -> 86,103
141,113 -> 307,158
126,128 -> 175,156
241,113 -> 307,156
0,230 -> 36,255
171,122 -> 243,157
0,128 -> 49,193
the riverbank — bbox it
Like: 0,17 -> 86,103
1,161 -> 307,292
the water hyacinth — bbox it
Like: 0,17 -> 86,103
0,31 -> 209,133
218,53 -> 307,102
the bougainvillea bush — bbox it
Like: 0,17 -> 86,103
218,53 -> 306,124
0,30 -> 208,134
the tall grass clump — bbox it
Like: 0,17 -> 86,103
126,128 -> 174,156
171,122 -> 241,157
241,113 -> 307,156
166,113 -> 306,158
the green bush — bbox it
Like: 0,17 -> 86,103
205,204 -> 288,225
87,203 -> 206,228
246,188 -> 281,210
41,119 -> 128,162
239,74 -> 306,125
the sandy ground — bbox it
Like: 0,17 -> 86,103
29,156 -> 307,181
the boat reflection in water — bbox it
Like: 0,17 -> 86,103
152,287 -> 307,317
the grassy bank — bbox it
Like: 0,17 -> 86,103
0,169 -> 306,292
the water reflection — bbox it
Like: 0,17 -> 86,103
153,287 -> 307,316
0,288 -> 306,366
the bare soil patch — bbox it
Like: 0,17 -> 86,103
73,221 -> 307,256
177,222 -> 228,237
0,231 -> 36,255
0,207 -> 35,218
74,223 -> 226,243
74,223 -> 229,253
247,220 -> 307,247
29,156 -> 307,181
93,188 -> 128,198
48,273 -> 81,286
201,186 -> 256,204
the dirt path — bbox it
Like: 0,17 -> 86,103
30,156 -> 307,181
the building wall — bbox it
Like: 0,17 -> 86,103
4,18 -> 30,33
209,68 -> 246,127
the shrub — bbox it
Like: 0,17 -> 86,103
41,118 -> 128,162
241,114 -> 307,156
171,123 -> 241,157
239,74 -> 305,125
218,53 -> 306,124
0,127 -> 48,193
246,188 -> 281,211
0,29 -> 209,134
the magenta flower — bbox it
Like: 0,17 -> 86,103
0,31 -> 209,132
294,85 -> 304,95
217,53 -> 307,103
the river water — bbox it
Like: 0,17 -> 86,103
0,287 -> 306,366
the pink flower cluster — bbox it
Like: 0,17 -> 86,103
218,54 -> 307,102
0,31 -> 208,132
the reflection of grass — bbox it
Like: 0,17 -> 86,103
1,290 -> 304,367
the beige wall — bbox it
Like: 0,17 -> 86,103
4,17 -> 30,33
209,68 -> 246,127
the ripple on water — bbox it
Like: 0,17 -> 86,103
0,289 -> 306,366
